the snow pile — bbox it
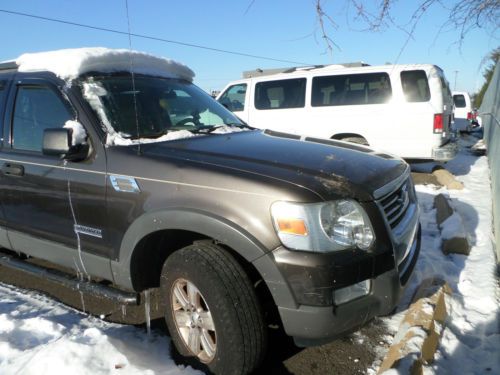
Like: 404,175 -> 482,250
0,283 -> 200,375
374,138 -> 499,374
15,47 -> 194,82
64,120 -> 87,146
439,212 -> 467,241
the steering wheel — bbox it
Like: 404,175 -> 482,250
176,117 -> 197,127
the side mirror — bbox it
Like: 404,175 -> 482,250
42,128 -> 89,161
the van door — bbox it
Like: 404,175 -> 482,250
217,82 -> 251,123
308,72 -> 392,149
249,77 -> 307,134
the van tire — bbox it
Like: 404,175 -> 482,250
339,136 -> 369,146
160,242 -> 267,374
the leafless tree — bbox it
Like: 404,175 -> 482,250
315,0 -> 499,54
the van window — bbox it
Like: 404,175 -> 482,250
401,70 -> 430,102
255,78 -> 306,110
218,83 -> 247,112
453,94 -> 466,108
311,73 -> 391,106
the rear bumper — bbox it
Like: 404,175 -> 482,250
432,140 -> 458,161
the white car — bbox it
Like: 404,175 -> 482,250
218,64 -> 457,161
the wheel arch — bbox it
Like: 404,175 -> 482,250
110,209 -> 273,291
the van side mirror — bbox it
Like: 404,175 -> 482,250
42,128 -> 89,161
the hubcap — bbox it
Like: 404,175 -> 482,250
171,278 -> 216,362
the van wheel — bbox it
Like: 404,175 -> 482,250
339,136 -> 369,146
160,242 -> 267,374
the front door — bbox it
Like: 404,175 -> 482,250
0,76 -> 109,273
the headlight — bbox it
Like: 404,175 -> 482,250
271,200 -> 375,252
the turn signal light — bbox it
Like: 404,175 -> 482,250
277,218 -> 308,236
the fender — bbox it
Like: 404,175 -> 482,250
110,208 -> 273,290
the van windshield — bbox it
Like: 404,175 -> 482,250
80,74 -> 244,143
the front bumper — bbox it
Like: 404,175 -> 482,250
432,140 -> 458,161
274,224 -> 421,346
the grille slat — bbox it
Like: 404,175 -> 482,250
380,179 -> 413,229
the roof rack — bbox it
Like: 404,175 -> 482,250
0,61 -> 18,71
242,62 -> 369,78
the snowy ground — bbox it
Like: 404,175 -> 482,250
0,135 -> 498,374
370,135 -> 500,374
0,284 -> 200,375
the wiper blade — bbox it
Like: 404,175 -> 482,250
191,123 -> 253,134
129,130 -> 169,140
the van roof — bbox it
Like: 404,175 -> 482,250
0,47 -> 194,82
241,63 -> 440,80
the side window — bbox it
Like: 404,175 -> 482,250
255,78 -> 306,110
312,73 -> 392,106
453,94 -> 466,108
12,86 -> 73,152
401,70 -> 431,102
218,84 -> 247,112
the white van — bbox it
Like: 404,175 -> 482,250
217,64 -> 457,161
452,91 -> 475,131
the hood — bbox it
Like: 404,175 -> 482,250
139,129 -> 408,201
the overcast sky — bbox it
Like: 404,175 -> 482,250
0,1 -> 497,94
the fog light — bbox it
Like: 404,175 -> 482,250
334,280 -> 371,305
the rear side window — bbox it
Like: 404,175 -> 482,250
12,86 -> 73,152
312,73 -> 391,106
218,83 -> 247,112
255,78 -> 306,110
401,70 -> 430,102
453,94 -> 466,108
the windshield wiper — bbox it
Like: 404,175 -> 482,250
190,123 -> 254,134
129,130 -> 170,140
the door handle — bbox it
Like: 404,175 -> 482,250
2,163 -> 24,176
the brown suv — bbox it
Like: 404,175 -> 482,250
0,48 -> 420,374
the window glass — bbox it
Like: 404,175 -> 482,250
453,94 -> 466,108
82,76 -> 242,139
12,86 -> 73,152
218,84 -> 247,111
401,70 -> 431,102
312,73 -> 391,106
255,78 -> 306,110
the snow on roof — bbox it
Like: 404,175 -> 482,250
15,47 -> 195,82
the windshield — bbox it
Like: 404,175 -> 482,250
80,74 -> 244,143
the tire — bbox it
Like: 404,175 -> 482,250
339,136 -> 369,146
160,241 -> 267,375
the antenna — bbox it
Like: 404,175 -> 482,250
125,0 -> 141,155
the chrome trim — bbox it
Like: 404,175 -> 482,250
109,175 -> 141,193
372,164 -> 410,200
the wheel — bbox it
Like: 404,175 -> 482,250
339,136 -> 369,146
160,242 -> 267,374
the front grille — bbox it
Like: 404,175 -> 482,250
380,179 -> 412,229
